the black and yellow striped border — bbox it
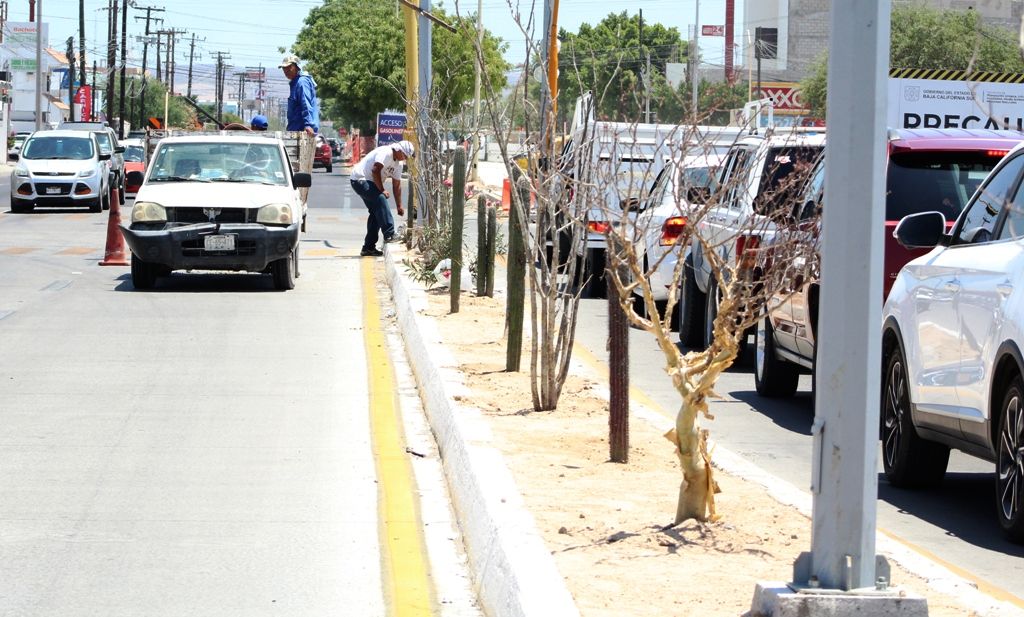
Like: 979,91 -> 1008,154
890,68 -> 1024,83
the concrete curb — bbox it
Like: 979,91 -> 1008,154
383,246 -> 580,617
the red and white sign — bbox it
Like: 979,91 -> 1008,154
701,25 -> 725,37
760,82 -> 808,113
73,85 -> 92,122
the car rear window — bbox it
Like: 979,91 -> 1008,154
885,151 -> 999,221
753,146 -> 822,216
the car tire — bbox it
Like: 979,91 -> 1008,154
271,251 -> 295,291
326,162 -> 333,174
679,255 -> 706,348
102,187 -> 111,211
996,377 -> 1024,542
292,246 -> 301,279
703,277 -> 719,349
89,196 -> 103,213
881,345 -> 950,487
580,249 -> 607,299
11,201 -> 31,214
754,316 -> 799,397
131,254 -> 157,289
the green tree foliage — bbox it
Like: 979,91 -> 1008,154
558,11 -> 686,121
802,5 -> 1024,118
110,78 -> 193,129
292,0 -> 508,129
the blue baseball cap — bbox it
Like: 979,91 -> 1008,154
251,115 -> 268,130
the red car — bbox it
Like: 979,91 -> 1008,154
122,139 -> 146,199
313,136 -> 333,173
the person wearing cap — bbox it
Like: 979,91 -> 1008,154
250,114 -> 268,131
349,140 -> 415,256
278,55 -> 319,136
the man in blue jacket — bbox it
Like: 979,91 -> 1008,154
278,55 -> 319,135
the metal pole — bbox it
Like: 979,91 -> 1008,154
118,0 -> 127,137
469,0 -> 482,181
34,0 -> 41,130
79,0 -> 85,120
417,0 -> 431,223
691,0 -> 699,121
803,0 -> 892,591
67,37 -> 74,120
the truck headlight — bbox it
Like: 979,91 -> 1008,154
132,201 -> 167,223
14,166 -> 29,177
257,203 -> 293,225
78,168 -> 96,178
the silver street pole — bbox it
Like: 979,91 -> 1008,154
691,0 -> 699,122
470,0 -> 482,181
34,0 -> 43,130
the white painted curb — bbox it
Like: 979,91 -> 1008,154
384,248 -> 580,617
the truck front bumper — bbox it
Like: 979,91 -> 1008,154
120,222 -> 299,272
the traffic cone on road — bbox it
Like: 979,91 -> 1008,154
99,185 -> 129,266
501,178 -> 511,212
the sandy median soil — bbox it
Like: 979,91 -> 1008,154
404,281 -> 984,616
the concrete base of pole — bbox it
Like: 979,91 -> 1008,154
747,582 -> 928,617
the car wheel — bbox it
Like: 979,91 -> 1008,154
881,345 -> 950,487
754,316 -> 799,397
679,255 -> 706,348
271,251 -> 295,291
581,250 -> 607,299
326,162 -> 333,173
11,201 -> 31,214
89,196 -> 103,213
292,246 -> 300,279
996,377 -> 1024,542
118,177 -> 126,205
131,254 -> 157,289
102,187 -> 111,211
703,277 -> 719,349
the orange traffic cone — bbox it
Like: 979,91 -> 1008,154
99,185 -> 129,266
501,178 -> 511,212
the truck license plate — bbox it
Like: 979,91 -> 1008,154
204,234 -> 235,251
45,187 -> 61,194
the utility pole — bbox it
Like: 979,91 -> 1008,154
118,0 -> 127,137
66,37 -> 74,120
186,33 -> 196,99
0,1 -> 8,44
236,71 -> 245,121
639,8 -> 649,123
469,0 -> 482,181
106,0 -> 118,123
154,30 -> 162,82
34,0 -> 41,130
91,60 -> 97,121
78,0 -> 85,120
213,52 -> 230,124
692,0 -> 699,122
133,5 -> 164,128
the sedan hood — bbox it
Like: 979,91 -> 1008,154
135,181 -> 297,209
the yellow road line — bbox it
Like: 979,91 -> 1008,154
305,248 -> 340,257
575,339 -> 1024,608
57,247 -> 96,255
1,247 -> 38,255
361,260 -> 434,617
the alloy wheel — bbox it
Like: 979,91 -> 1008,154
755,318 -> 767,382
883,357 -> 906,471
998,392 -> 1024,525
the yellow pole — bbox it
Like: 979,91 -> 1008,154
546,0 -> 560,118
402,1 -> 420,221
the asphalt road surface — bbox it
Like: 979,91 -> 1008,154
0,167 -> 476,616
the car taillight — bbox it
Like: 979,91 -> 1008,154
588,220 -> 610,234
736,234 -> 761,271
988,149 -> 1010,157
659,216 -> 687,246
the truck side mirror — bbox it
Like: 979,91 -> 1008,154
293,172 -> 312,188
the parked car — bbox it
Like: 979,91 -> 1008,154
683,129 -> 825,350
631,152 -> 724,328
8,131 -> 31,160
121,138 -> 146,199
313,135 -> 333,173
10,130 -> 110,213
755,129 -> 1023,398
120,134 -> 312,290
326,137 -> 342,160
881,140 -> 1024,542
60,122 -> 125,204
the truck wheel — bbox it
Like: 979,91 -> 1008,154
679,255 -> 706,348
131,254 -> 157,289
754,316 -> 799,397
271,252 -> 295,290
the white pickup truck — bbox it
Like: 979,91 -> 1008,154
682,129 -> 825,348
120,133 -> 312,290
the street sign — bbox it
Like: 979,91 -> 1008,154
376,111 -> 406,145
701,25 -> 725,36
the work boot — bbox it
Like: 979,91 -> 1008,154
360,247 -> 384,257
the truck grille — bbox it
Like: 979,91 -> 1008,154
166,207 -> 257,224
180,238 -> 258,257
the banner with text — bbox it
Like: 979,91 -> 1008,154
376,111 -> 406,145
888,69 -> 1024,131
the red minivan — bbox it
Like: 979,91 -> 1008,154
755,128 -> 1024,398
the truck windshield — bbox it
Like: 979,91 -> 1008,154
886,151 -> 1000,221
149,142 -> 288,185
21,136 -> 95,160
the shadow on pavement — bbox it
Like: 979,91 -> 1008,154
878,472 -> 1024,559
730,389 -> 815,436
114,272 -> 279,293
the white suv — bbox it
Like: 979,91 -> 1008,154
882,142 -> 1024,542
10,130 -> 110,213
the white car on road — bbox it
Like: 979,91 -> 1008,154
120,134 -> 311,290
10,130 -> 110,213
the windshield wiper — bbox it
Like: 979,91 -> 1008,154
150,175 -> 210,183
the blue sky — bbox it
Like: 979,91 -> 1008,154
12,0 -> 736,100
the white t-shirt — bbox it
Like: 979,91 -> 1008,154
350,145 -> 403,183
